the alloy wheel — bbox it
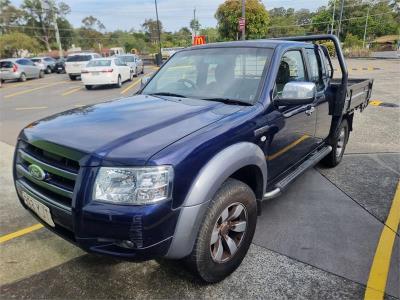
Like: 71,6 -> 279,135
210,202 -> 247,263
336,127 -> 346,159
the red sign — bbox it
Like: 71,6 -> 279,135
193,35 -> 206,46
238,17 -> 245,31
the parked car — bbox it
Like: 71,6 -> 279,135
31,57 -> 56,74
0,58 -> 44,82
118,54 -> 144,76
13,35 -> 373,283
65,52 -> 101,80
81,57 -> 133,89
54,58 -> 65,73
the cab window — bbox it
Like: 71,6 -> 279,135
275,50 -> 306,96
306,48 -> 325,91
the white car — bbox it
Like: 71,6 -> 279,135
118,54 -> 144,76
65,52 -> 101,80
81,57 -> 133,89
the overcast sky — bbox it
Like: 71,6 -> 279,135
12,0 -> 329,32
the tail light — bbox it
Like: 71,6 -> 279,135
101,68 -> 113,73
13,64 -> 18,72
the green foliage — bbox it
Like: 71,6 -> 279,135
215,0 -> 269,40
0,32 -> 41,57
267,7 -> 312,37
343,33 -> 363,48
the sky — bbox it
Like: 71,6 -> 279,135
12,0 -> 329,32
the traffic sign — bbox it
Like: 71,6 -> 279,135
238,17 -> 245,31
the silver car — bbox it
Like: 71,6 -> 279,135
118,54 -> 144,76
0,58 -> 44,82
31,56 -> 56,74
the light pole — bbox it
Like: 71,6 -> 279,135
363,5 -> 370,48
338,0 -> 345,40
331,0 -> 336,35
154,0 -> 162,65
241,0 -> 245,40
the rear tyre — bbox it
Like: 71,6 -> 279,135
185,178 -> 257,283
39,70 -> 45,78
19,73 -> 27,82
45,66 -> 51,74
85,85 -> 93,90
115,75 -> 122,88
321,119 -> 349,168
69,75 -> 76,81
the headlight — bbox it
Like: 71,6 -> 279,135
93,166 -> 173,205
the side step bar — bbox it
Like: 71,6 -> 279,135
262,145 -> 332,201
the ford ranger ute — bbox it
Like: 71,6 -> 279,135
13,35 -> 373,283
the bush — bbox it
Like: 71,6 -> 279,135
343,33 -> 363,49
319,41 -> 335,57
0,32 -> 41,57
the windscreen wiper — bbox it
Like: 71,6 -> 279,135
201,97 -> 252,106
149,92 -> 187,98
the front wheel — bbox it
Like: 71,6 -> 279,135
185,178 -> 257,283
45,66 -> 51,74
85,85 -> 93,90
322,119 -> 349,167
69,75 -> 76,80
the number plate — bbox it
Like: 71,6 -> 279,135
21,191 -> 55,227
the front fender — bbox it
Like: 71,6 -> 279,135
166,142 -> 267,259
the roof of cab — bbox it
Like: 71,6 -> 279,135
184,39 -> 311,51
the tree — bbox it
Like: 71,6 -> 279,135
267,7 -> 311,37
0,0 -> 24,34
81,15 -> 105,31
20,0 -> 71,51
142,18 -> 163,43
215,0 -> 269,40
190,18 -> 200,35
200,27 -> 220,43
0,32 -> 41,57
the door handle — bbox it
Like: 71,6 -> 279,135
305,106 -> 315,116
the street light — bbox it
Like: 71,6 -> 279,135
154,0 -> 162,66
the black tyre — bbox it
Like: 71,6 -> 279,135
19,73 -> 27,82
115,75 -> 122,88
45,66 -> 51,74
185,178 -> 257,283
69,75 -> 76,81
134,67 -> 138,77
322,119 -> 349,167
39,70 -> 45,78
85,85 -> 93,90
141,66 -> 144,74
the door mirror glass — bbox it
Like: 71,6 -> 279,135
275,81 -> 316,106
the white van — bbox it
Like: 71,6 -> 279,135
65,52 -> 101,80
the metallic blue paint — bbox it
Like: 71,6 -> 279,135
13,40 -> 339,260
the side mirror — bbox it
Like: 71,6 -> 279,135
275,82 -> 316,106
140,76 -> 151,88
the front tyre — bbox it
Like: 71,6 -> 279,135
322,119 -> 349,167
85,85 -> 93,90
186,178 -> 257,283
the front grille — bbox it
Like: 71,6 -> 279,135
15,141 -> 80,209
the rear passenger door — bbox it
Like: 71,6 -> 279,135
305,46 -> 332,141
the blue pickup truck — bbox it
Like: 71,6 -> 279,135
13,35 -> 373,282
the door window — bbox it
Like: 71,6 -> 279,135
275,50 -> 306,96
306,48 -> 324,91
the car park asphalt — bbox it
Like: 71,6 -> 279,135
0,59 -> 399,299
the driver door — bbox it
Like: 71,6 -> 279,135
265,50 -> 318,180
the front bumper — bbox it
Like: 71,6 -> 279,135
14,177 -> 180,260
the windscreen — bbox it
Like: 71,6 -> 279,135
142,47 -> 273,105
66,55 -> 92,62
120,56 -> 135,62
87,60 -> 111,67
